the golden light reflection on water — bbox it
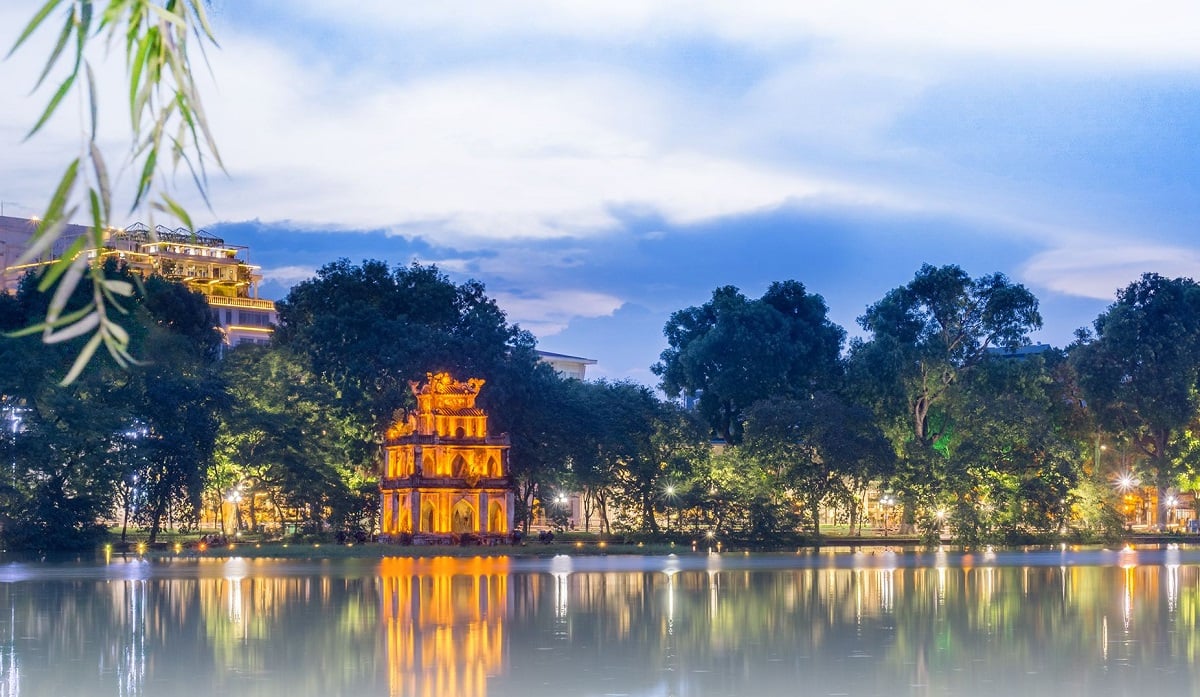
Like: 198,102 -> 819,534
379,556 -> 509,697
1,553 -> 1200,696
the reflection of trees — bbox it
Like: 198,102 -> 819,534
496,560 -> 1200,697
3,557 -> 1200,696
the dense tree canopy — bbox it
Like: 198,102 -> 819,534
653,281 -> 844,443
1072,274 -> 1200,496
274,259 -> 543,437
0,265 -> 223,548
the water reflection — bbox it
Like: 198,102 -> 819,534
0,550 -> 1198,696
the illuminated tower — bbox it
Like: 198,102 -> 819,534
379,372 -> 514,542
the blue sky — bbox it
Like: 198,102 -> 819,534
4,2 -> 1200,384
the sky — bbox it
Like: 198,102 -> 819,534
4,2 -> 1200,385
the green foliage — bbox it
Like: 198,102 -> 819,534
653,281 -> 845,443
9,0 -> 221,383
1072,273 -> 1200,493
849,264 -> 1042,527
214,345 -> 362,535
742,393 -> 893,539
0,264 -> 221,549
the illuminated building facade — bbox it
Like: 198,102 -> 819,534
0,215 -> 276,347
379,372 -> 514,542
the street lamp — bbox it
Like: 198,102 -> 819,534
880,494 -> 896,537
664,484 -> 678,533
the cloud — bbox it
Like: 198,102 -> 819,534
491,290 -> 624,337
1022,244 -> 1200,300
285,0 -> 1200,66
259,265 -> 318,286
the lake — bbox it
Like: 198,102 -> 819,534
1,546 -> 1198,696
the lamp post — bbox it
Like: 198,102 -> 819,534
1115,472 -> 1139,529
880,494 -> 895,538
664,485 -> 677,534
555,493 -> 568,530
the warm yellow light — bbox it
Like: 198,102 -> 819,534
174,543 -> 182,553
136,542 -> 147,554
228,543 -> 235,550
198,542 -> 208,552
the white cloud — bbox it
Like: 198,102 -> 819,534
285,0 -> 1200,67
184,32 -> 914,242
492,290 -> 623,336
260,265 -> 318,286
1022,244 -> 1200,300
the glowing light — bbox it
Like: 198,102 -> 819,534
198,542 -> 208,552
174,543 -> 182,554
136,542 -> 147,555
1115,472 -> 1139,492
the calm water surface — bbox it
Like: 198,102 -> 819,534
2,546 -> 1199,696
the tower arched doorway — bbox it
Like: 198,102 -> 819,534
420,500 -> 437,533
452,499 -> 476,533
488,501 -> 506,534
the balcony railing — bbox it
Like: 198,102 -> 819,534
205,295 -> 277,310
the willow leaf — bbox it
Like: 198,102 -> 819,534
44,311 -> 100,344
46,255 -> 88,322
60,332 -> 104,386
6,0 -> 63,58
26,72 -> 76,138
90,143 -> 112,218
31,9 -> 73,90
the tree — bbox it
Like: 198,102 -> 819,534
10,1 -> 222,381
850,264 -> 1041,527
0,264 -> 221,548
598,381 -> 708,535
742,394 -> 893,539
1072,273 -> 1200,522
275,260 -> 540,437
940,352 -> 1083,544
215,345 -> 363,536
126,275 -> 225,542
653,281 -> 845,443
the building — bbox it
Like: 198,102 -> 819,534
379,372 -> 514,543
536,350 -> 596,380
1,215 -> 276,347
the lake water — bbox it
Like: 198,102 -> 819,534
1,546 -> 1198,696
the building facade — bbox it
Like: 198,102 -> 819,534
536,350 -> 596,380
1,215 -> 276,347
379,372 -> 514,543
